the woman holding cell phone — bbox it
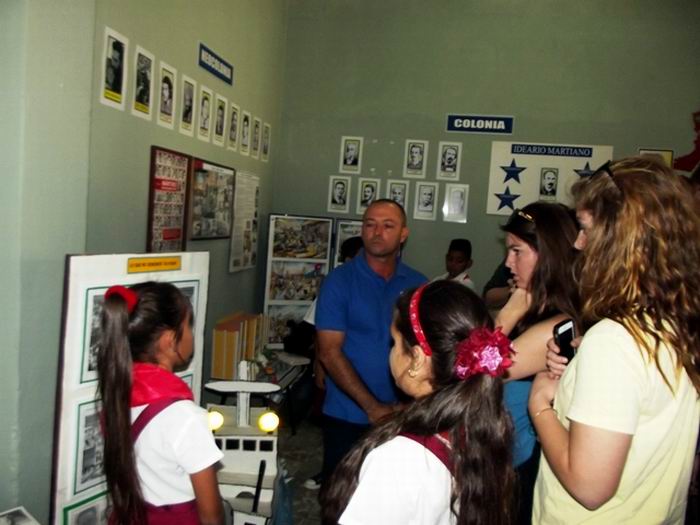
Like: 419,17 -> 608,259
529,156 -> 700,523
493,202 -> 580,523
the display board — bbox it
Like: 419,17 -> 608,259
263,215 -> 333,348
50,252 -> 210,524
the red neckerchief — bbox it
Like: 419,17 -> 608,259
131,362 -> 193,407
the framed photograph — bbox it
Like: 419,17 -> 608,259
0,506 -> 40,524
188,159 -> 235,240
226,103 -> 240,151
386,179 -> 410,210
131,46 -> 154,120
269,261 -> 325,301
414,181 -> 439,221
240,111 -> 252,156
638,148 -> 674,167
339,136 -> 363,174
251,117 -> 262,159
212,94 -> 228,147
74,400 -> 105,495
436,141 -> 462,181
334,219 -> 363,267
261,122 -> 271,162
99,27 -> 128,110
403,139 -> 429,179
179,75 -> 197,136
62,492 -> 109,525
327,175 -> 351,214
156,62 -> 177,130
79,287 -> 107,384
443,183 -> 469,223
538,167 -> 558,200
147,146 -> 191,252
197,85 -> 213,142
356,177 -> 380,215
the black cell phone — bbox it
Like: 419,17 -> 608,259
553,319 -> 576,361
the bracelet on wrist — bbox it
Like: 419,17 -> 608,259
533,406 -> 557,419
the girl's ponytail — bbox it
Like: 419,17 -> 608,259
98,290 -> 146,524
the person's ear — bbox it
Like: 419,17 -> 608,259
400,226 -> 409,244
409,344 -> 428,372
466,258 -> 473,269
156,329 -> 177,354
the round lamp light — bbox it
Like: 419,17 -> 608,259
257,410 -> 280,433
208,409 -> 225,432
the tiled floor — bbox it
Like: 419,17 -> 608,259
277,416 -> 323,525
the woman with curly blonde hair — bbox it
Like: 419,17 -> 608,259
530,156 -> 700,523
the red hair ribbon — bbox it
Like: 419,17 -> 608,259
409,284 -> 433,356
453,327 -> 513,381
104,285 -> 139,314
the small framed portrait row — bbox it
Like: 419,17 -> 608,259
99,26 -> 271,160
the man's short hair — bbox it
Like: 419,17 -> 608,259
448,238 -> 472,260
364,198 -> 407,226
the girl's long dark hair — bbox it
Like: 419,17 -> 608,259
97,281 -> 191,525
501,201 -> 580,331
321,281 -> 515,525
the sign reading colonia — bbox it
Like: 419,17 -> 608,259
446,114 -> 514,135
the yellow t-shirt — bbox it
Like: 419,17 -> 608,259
533,319 -> 700,524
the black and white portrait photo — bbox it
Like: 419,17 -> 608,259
240,111 -> 251,155
252,117 -> 262,159
539,167 -> 558,199
327,175 -> 351,214
339,136 -> 363,174
356,178 -> 380,214
404,139 -> 429,178
386,179 -> 409,209
227,103 -> 239,151
157,62 -> 176,129
100,27 -> 128,110
0,506 -> 40,525
443,183 -> 469,223
197,86 -> 212,142
437,141 -> 462,181
179,75 -> 196,136
262,122 -> 271,162
213,95 -> 227,146
131,46 -> 153,119
75,401 -> 105,494
414,182 -> 438,221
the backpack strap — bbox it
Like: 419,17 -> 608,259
400,432 -> 453,473
131,398 -> 184,443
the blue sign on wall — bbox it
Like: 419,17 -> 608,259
446,114 -> 514,135
198,43 -> 234,85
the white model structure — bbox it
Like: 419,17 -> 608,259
206,362 -> 281,525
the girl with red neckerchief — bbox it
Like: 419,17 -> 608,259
321,280 -> 515,525
97,282 -> 223,525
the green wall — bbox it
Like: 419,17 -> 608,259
0,0 -> 95,519
87,0 -> 288,401
275,0 -> 700,287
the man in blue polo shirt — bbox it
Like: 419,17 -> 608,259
315,199 -> 427,485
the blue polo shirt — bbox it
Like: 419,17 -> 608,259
315,251 -> 427,424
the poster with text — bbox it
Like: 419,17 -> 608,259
228,172 -> 260,272
486,141 -> 613,215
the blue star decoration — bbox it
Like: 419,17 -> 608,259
574,162 -> 595,178
500,159 -> 526,183
494,186 -> 520,211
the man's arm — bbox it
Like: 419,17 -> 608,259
317,329 -> 393,423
